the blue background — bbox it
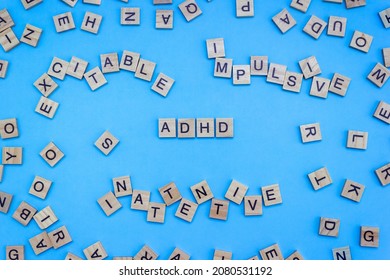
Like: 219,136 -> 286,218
0,0 -> 389,260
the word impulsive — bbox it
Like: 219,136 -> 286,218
158,118 -> 233,138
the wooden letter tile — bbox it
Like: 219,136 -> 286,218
35,96 -> 59,119
147,202 -> 166,223
286,251 -> 304,260
169,247 -> 190,260
383,48 -> 390,67
65,252 -> 83,260
0,118 -> 19,139
154,0 -> 173,4
0,190 -> 13,214
53,12 -> 75,33
121,8 -> 141,25
6,246 -> 24,260
135,59 -> 156,82
178,118 -> 195,138
29,231 -> 53,255
113,175 -> 132,197
236,0 -> 254,17
151,73 -> 175,97
97,191 -> 122,216
0,164 -> 3,182
159,118 -> 176,138
367,63 -> 390,88
62,0 -> 79,8
12,201 -> 37,226
84,66 -> 107,91
81,11 -> 102,34
83,241 -> 107,260
373,101 -> 390,124
134,245 -> 158,260
299,56 -> 321,79
100,53 -> 119,74
261,184 -> 282,206
303,15 -> 327,39
175,198 -> 198,222
310,76 -> 330,99
266,63 -> 287,85
40,142 -> 64,167
350,31 -> 373,53
332,246 -> 352,260
213,249 -> 232,260
345,0 -> 365,9
319,217 -> 340,237
308,167 -> 332,190
259,244 -> 283,260
290,0 -> 311,13
179,0 -> 203,22
156,10 -> 173,29
233,65 -> 250,85
20,24 -> 42,47
209,199 -> 229,220
29,175 -> 53,199
329,73 -> 351,96
0,28 -> 20,52
206,38 -> 225,59
244,195 -> 262,216
283,71 -> 303,93
0,59 -> 8,78
375,163 -> 390,186
196,118 -> 214,138
341,179 -> 365,202
21,0 -> 43,9
379,8 -> 390,29
216,118 -> 233,138
225,179 -> 248,204
94,130 -> 119,156
131,190 -> 150,211
34,73 -> 58,97
0,9 -> 15,33
347,130 -> 368,150
2,147 -> 23,165
159,182 -> 182,206
48,225 -> 72,249
34,206 -> 58,229
67,56 -> 89,79
360,226 -> 379,247
327,16 -> 347,37
48,57 -> 69,80
190,180 -> 213,204
272,8 -> 296,34
83,0 -> 101,5
120,51 -> 140,72
113,256 -> 133,260
250,56 -> 268,76
248,256 -> 259,260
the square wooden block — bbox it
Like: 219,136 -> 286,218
213,249 -> 232,260
113,257 -> 133,260
175,198 -> 198,222
158,118 -> 176,138
310,76 -> 330,99
147,202 -> 166,223
100,53 -> 119,74
84,0 -> 101,5
35,96 -> 59,119
84,67 -> 107,91
214,58 -> 233,79
347,130 -> 368,150
21,0 -> 43,9
135,59 -> 156,82
120,51 -> 140,72
267,63 -> 287,85
2,147 -> 23,165
6,246 -> 24,260
350,31 -> 373,53
319,217 -> 340,237
53,12 -> 75,33
97,191 -> 122,216
0,28 -> 20,52
367,63 -> 390,88
196,118 -> 215,137
216,118 -> 233,138
0,59 -> 8,78
29,175 -> 53,199
209,199 -> 229,220
154,0 -> 172,4
299,123 -> 322,143
341,179 -> 365,202
286,251 -> 304,260
40,142 -> 64,167
327,16 -> 347,37
48,57 -> 69,80
236,0 -> 254,17
190,180 -> 213,204
65,252 -> 83,260
259,244 -> 283,260
290,0 -> 311,13
375,163 -> 390,186
62,0 -> 79,8
0,118 -> 19,139
179,0 -> 202,22
131,190 -> 150,211
94,130 -> 119,156
345,0 -> 365,9
383,48 -> 390,67
333,246 -> 352,260
308,167 -> 332,190
12,201 -> 37,226
0,190 -> 13,214
151,73 -> 175,97
379,8 -> 390,29
244,195 -> 262,216
0,164 -> 3,182
178,118 -> 195,138
272,8 -> 296,34
232,65 -> 250,85
113,175 -> 132,197
48,225 -> 72,249
20,24 -> 42,47
303,15 -> 327,39
169,247 -> 190,260
81,11 -> 102,34
67,56 -> 89,79
156,10 -> 173,29
34,73 -> 58,97
159,182 -> 182,206
83,241 -> 107,260
248,256 -> 259,260
250,56 -> 268,76
134,245 -> 158,260
261,184 -> 282,206
34,206 -> 58,229
29,231 -> 52,255
299,56 -> 321,79
225,179 -> 248,204
360,226 -> 379,247
283,71 -> 303,93
373,101 -> 390,124
121,8 -> 140,25
329,73 -> 351,96
0,9 -> 15,33
206,38 -> 225,59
